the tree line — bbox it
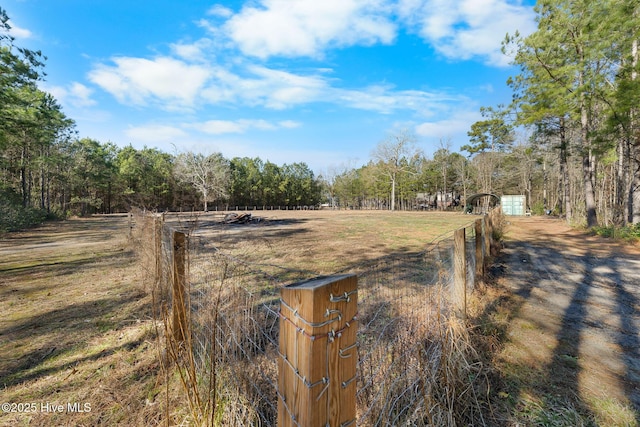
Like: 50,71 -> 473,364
317,0 -> 640,229
1,130 -> 323,218
0,8 -> 323,232
3,1 -> 640,231
501,0 -> 640,227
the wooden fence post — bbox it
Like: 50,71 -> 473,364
483,215 -> 491,265
489,208 -> 501,256
278,274 -> 358,427
475,219 -> 484,287
154,215 -> 162,289
453,228 -> 467,319
172,230 -> 188,343
128,212 -> 134,239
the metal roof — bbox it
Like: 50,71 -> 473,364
465,193 -> 500,206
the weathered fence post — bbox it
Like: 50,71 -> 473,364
278,274 -> 358,427
172,230 -> 188,343
154,215 -> 162,289
453,228 -> 467,319
128,212 -> 134,239
483,215 -> 491,264
489,208 -> 501,256
475,218 -> 484,287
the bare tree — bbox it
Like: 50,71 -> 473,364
433,138 -> 453,209
319,162 -> 354,208
456,159 -> 469,206
174,151 -> 229,212
371,129 -> 419,211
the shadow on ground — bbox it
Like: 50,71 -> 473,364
479,218 -> 640,425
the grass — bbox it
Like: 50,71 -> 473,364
13,209 -> 624,427
0,216 -> 189,426
2,209 -> 491,426
158,209 -> 493,425
186,210 -> 475,275
591,223 -> 640,243
588,396 -> 639,427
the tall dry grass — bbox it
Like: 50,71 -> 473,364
132,209 -> 502,426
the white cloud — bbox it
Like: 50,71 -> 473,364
88,51 -> 464,119
87,53 -> 332,111
248,66 -> 329,108
87,49 -> 466,121
221,0 -> 396,59
398,0 -> 536,66
199,59 -> 463,114
337,85 -> 459,114
6,20 -> 32,39
68,83 -> 96,107
170,39 -> 212,62
415,110 -> 482,139
279,120 -> 301,129
188,118 -> 302,135
84,0 -> 526,117
88,57 -> 211,107
43,82 -> 96,108
207,4 -> 234,18
190,120 -> 247,134
201,63 -> 459,114
124,124 -> 188,143
199,64 -> 330,109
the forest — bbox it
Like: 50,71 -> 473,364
1,0 -> 639,232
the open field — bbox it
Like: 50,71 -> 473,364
0,210 -> 476,426
170,209 -> 477,274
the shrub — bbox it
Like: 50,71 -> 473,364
591,224 -> 640,242
0,188 -> 48,233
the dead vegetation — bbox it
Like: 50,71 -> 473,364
0,216 -> 184,426
2,210 -> 500,426
148,210 -> 498,426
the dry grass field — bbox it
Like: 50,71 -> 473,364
0,210 -> 476,426
177,209 -> 476,274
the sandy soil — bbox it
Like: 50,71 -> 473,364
491,216 -> 640,423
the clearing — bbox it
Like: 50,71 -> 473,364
485,216 -> 640,426
0,210 -> 474,426
0,216 -> 167,426
8,211 -> 634,425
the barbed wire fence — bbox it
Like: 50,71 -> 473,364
132,209 -> 502,426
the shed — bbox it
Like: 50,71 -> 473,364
465,193 -> 500,214
501,195 -> 526,216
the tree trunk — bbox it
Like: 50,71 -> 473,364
617,136 -> 628,225
583,151 -> 598,227
542,158 -> 547,212
632,144 -> 640,224
580,78 -> 598,227
390,174 -> 396,211
21,142 -> 29,208
630,38 -> 640,224
40,161 -> 46,210
558,118 -> 572,222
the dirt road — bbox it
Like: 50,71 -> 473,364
490,216 -> 640,425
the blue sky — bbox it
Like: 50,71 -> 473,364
4,0 -> 537,173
